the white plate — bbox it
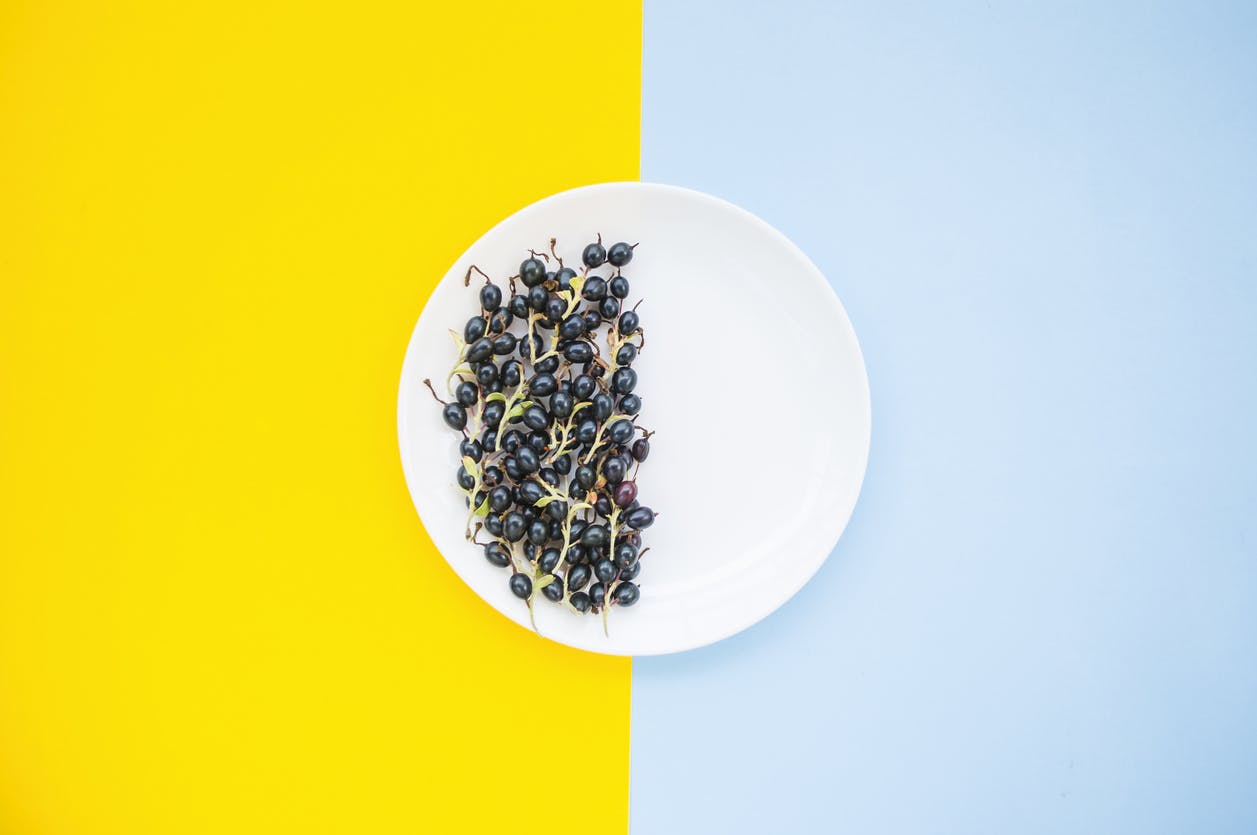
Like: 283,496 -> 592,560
398,182 -> 870,655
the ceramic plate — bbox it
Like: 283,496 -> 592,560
398,182 -> 869,655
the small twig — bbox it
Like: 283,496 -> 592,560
423,378 -> 448,405
549,237 -> 564,268
464,265 -> 492,287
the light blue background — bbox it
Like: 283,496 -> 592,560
632,2 -> 1257,832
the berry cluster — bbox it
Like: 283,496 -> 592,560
425,236 -> 653,634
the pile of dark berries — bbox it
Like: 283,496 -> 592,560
425,236 -> 654,634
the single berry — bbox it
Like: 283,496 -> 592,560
480,283 -> 502,310
625,507 -> 655,530
613,581 -> 639,606
581,276 -> 608,301
611,367 -> 637,394
594,559 -> 618,583
567,563 -> 591,591
503,512 -> 527,542
483,542 -> 511,567
509,573 -> 532,599
520,257 -> 546,287
607,242 -> 634,267
618,311 -> 640,335
582,241 -> 607,267
455,381 -> 478,407
613,480 -> 638,508
442,403 -> 467,431
542,575 -> 564,602
464,316 -> 487,343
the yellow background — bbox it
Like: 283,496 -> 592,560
0,1 -> 638,832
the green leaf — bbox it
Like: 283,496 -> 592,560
473,497 -> 490,517
534,495 -> 557,508
506,405 -> 525,421
535,574 -> 555,590
484,391 -> 507,404
460,456 -> 478,478
569,275 -> 585,294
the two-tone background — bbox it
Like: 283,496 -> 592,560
3,2 -> 1255,832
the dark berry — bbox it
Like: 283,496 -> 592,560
582,241 -> 607,267
480,283 -> 502,310
551,391 -> 574,418
631,438 -> 650,461
466,337 -> 493,364
619,394 -> 642,415
518,480 -> 544,506
618,311 -> 639,335
575,420 -> 599,445
519,257 -> 546,287
522,404 -> 549,432
460,438 -> 483,462
602,456 -> 626,485
503,512 -> 527,542
484,542 -> 511,567
530,373 -> 558,397
575,464 -> 597,490
594,559 -> 618,583
528,284 -> 548,312
615,344 -> 637,365
542,575 -> 564,602
608,418 -> 635,445
492,332 -> 517,356
607,242 -> 634,267
560,315 -> 585,340
509,573 -> 532,599
455,381 -> 478,407
573,374 -> 596,401
442,403 -> 467,431
563,341 -> 593,364
599,296 -> 620,319
501,360 -> 523,388
455,465 -> 475,490
488,486 -> 512,512
613,480 -> 637,508
581,277 -> 607,302
475,363 -> 499,387
625,507 -> 655,530
611,368 -> 637,394
592,392 -> 614,420
614,541 -> 638,568
613,581 -> 639,606
570,591 -> 591,612
464,316 -> 487,343
609,276 -> 630,299
567,562 -> 591,591
581,525 -> 608,548
528,518 -> 549,546
515,445 -> 540,474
